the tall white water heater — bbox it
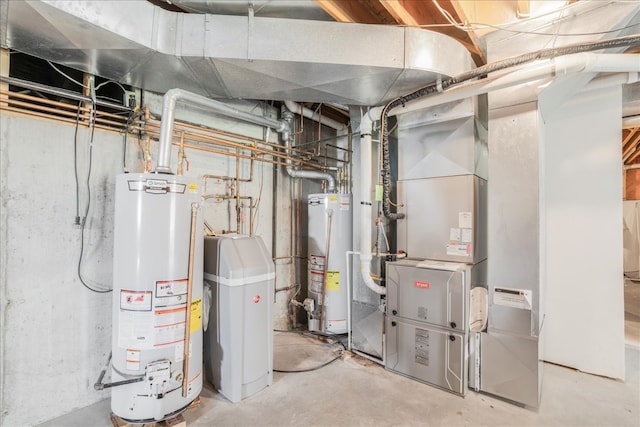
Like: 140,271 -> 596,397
111,173 -> 203,422
307,193 -> 352,333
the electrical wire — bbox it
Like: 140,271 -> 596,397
273,329 -> 346,373
77,101 -> 112,293
428,0 -> 639,36
94,79 -> 127,94
47,60 -> 88,89
73,103 -> 82,225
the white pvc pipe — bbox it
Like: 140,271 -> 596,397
389,53 -> 640,116
284,100 -> 348,131
157,88 -> 287,173
359,107 -> 386,295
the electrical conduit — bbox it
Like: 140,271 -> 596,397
359,108 -> 386,295
388,53 -> 640,115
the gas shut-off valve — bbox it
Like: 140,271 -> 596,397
145,360 -> 178,398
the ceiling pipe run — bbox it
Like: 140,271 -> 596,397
283,101 -> 348,131
156,89 -> 336,191
157,88 -> 286,174
388,53 -> 640,116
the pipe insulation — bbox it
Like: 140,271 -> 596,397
358,107 -> 386,295
379,34 -> 640,220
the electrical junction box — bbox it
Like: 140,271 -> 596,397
203,234 -> 275,403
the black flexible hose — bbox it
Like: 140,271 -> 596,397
379,33 -> 640,220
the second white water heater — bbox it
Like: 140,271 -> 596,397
111,173 -> 203,422
307,193 -> 352,333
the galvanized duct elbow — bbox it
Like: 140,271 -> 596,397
156,88 -> 287,174
281,109 -> 337,193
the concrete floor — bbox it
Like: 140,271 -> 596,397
41,283 -> 640,427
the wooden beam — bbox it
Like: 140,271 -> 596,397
623,131 -> 640,164
0,48 -> 9,107
315,0 -> 384,24
379,0 -> 485,65
623,128 -> 638,154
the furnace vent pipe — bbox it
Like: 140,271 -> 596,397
157,88 -> 287,174
283,100 -> 348,131
358,107 -> 386,295
281,110 -> 337,192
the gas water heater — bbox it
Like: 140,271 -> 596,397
111,173 -> 203,422
307,193 -> 352,334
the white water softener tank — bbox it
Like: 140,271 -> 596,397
111,173 -> 203,422
307,193 -> 352,333
203,234 -> 274,403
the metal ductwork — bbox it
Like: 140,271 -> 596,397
1,1 -> 472,105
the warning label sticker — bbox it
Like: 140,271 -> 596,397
120,290 -> 152,311
493,287 -> 532,310
190,299 -> 202,334
326,271 -> 340,291
446,243 -> 472,257
118,311 -> 154,349
126,349 -> 141,371
154,305 -> 187,347
339,195 -> 350,211
155,279 -> 188,308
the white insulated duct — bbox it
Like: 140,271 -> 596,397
358,107 -> 386,295
389,53 -> 640,116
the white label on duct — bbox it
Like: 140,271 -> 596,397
119,311 -> 154,349
449,228 -> 461,241
461,228 -> 473,243
493,287 -> 532,310
459,212 -> 473,229
339,196 -> 350,211
446,243 -> 471,257
120,290 -> 152,311
126,349 -> 141,371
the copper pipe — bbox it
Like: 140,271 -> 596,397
202,194 -> 254,235
0,105 -> 127,133
182,202 -> 199,398
147,114 -> 311,155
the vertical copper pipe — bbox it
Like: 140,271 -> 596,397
182,202 -> 198,397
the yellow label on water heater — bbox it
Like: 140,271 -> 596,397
190,298 -> 202,333
326,271 -> 340,291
